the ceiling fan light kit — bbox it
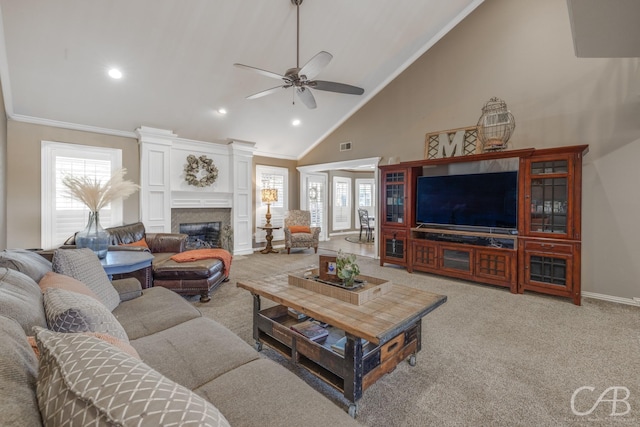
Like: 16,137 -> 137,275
234,0 -> 364,109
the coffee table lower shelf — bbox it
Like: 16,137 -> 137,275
252,300 -> 421,417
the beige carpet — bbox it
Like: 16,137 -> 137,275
191,250 -> 640,426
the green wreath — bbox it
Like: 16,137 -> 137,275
184,154 -> 218,187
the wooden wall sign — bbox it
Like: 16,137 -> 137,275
424,126 -> 480,160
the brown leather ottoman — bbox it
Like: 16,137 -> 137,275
152,253 -> 227,302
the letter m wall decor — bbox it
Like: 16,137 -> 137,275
424,126 -> 480,159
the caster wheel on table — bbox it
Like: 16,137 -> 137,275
408,354 -> 416,366
255,341 -> 263,352
348,403 -> 359,418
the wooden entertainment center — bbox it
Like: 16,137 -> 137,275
379,145 -> 588,305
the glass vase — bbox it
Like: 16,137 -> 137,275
75,211 -> 109,259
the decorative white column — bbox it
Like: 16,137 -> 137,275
228,140 -> 256,255
136,127 -> 175,233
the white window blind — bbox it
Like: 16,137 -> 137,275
41,142 -> 123,250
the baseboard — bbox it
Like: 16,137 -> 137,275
582,291 -> 639,307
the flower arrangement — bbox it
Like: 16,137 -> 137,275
185,154 -> 218,187
62,168 -> 139,212
336,249 -> 360,287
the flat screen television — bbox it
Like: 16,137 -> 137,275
416,171 -> 518,231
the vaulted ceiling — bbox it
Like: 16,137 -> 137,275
0,0 -> 483,159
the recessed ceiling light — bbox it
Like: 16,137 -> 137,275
108,68 -> 122,79
217,108 -> 227,115
292,119 -> 301,126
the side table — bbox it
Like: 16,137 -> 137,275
257,226 -> 281,254
100,250 -> 154,288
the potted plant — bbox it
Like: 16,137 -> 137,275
336,249 -> 360,287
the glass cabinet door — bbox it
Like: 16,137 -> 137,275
527,158 -> 572,237
384,171 -> 405,225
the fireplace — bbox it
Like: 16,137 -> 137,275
179,222 -> 221,249
172,208 -> 232,251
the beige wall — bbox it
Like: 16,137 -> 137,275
301,0 -> 640,300
6,121 -> 140,249
0,81 -> 6,249
252,155 -> 298,249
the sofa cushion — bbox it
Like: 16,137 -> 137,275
131,317 -> 260,390
34,328 -> 230,427
43,288 -> 129,342
0,316 -> 42,427
38,271 -> 101,301
112,286 -> 201,341
52,248 -> 120,311
0,249 -> 52,282
0,267 -> 47,334
195,359 -> 359,427
110,277 -> 143,302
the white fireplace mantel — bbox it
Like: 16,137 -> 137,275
136,126 -> 255,255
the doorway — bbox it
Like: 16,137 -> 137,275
298,157 -> 381,259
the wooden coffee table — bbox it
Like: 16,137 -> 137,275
237,272 -> 447,417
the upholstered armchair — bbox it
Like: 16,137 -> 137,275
283,210 -> 321,254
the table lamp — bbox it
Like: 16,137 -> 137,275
261,188 -> 278,227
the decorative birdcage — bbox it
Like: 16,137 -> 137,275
476,97 -> 515,152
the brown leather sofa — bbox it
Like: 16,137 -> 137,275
64,222 -> 228,302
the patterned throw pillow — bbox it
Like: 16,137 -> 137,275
27,332 -> 140,360
39,271 -> 101,301
35,328 -> 231,427
52,248 -> 120,311
43,288 -> 129,343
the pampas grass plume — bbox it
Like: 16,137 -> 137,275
62,168 -> 139,212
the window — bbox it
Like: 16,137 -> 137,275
333,176 -> 351,230
41,141 -> 123,250
255,165 -> 288,242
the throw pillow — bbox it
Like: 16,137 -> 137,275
39,271 -> 101,302
52,248 -> 120,311
0,268 -> 47,334
0,316 -> 42,427
288,225 -> 311,234
0,249 -> 52,282
119,237 -> 149,249
27,332 -> 140,360
35,328 -> 231,427
43,288 -> 129,343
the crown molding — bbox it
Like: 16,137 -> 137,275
9,114 -> 137,139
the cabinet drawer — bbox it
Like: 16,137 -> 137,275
524,240 -> 573,254
380,333 -> 405,362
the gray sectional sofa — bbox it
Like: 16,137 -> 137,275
0,249 -> 359,426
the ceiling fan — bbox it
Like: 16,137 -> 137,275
233,0 -> 364,109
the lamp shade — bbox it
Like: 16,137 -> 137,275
261,188 -> 278,203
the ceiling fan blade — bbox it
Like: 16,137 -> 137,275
247,86 -> 287,100
296,87 -> 317,109
311,80 -> 365,95
299,51 -> 333,80
233,63 -> 284,81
